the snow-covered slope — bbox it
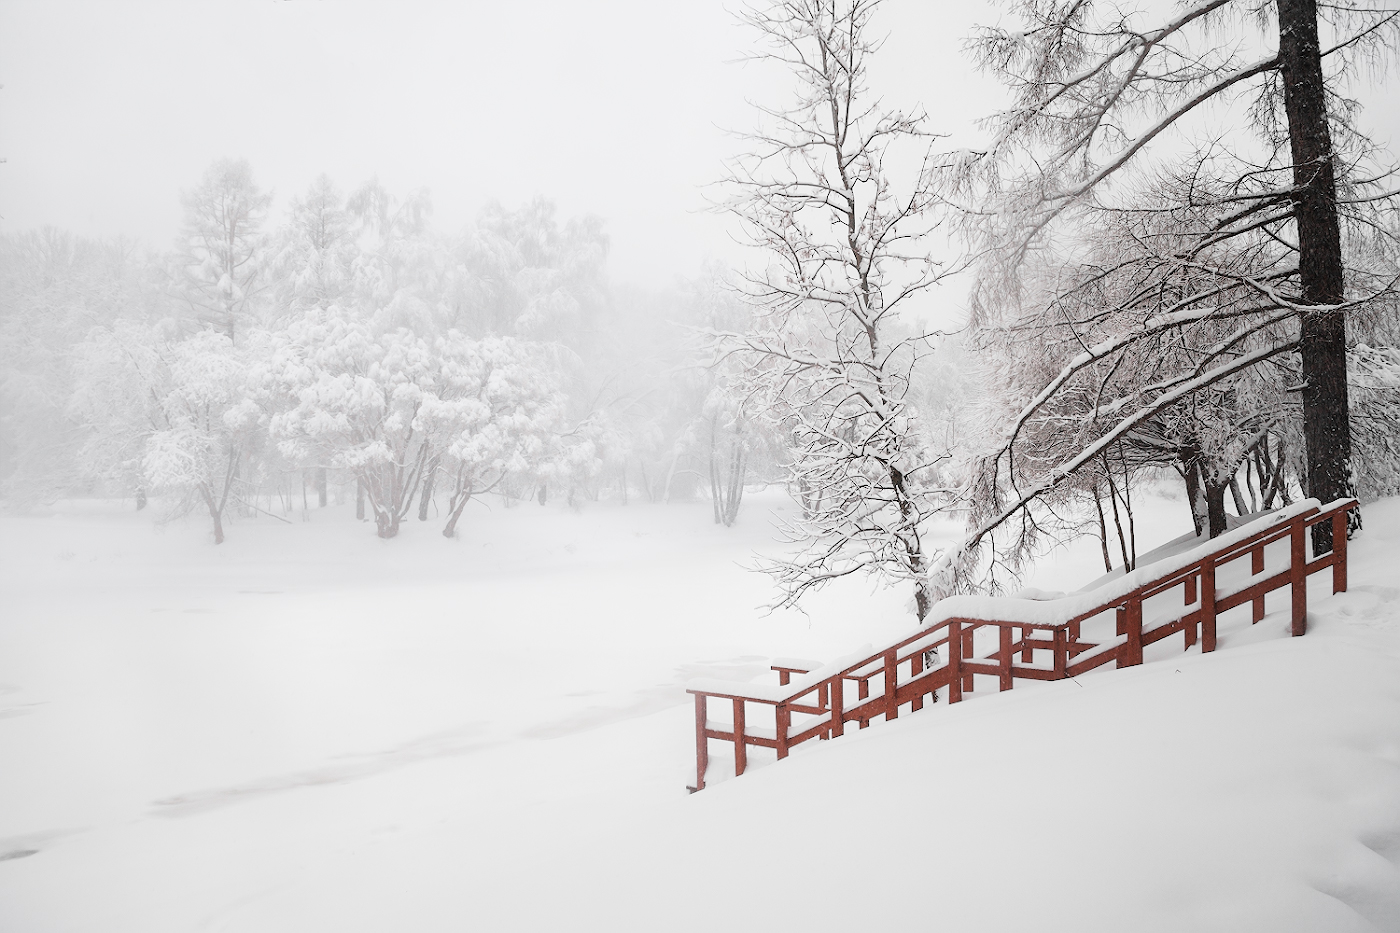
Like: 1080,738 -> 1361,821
1,491 -> 1397,931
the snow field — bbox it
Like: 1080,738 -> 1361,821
0,489 -> 1398,931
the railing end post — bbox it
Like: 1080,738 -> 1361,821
692,692 -> 708,793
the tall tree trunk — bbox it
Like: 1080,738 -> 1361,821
709,414 -> 724,525
201,485 -> 225,545
356,477 -> 366,520
723,448 -> 745,526
443,487 -> 470,538
418,455 -> 439,521
317,467 -> 327,508
1183,458 -> 1208,538
1229,473 -> 1250,517
1102,453 -> 1131,570
1242,454 -> 1261,512
1278,0 -> 1356,550
375,506 -> 398,539
1093,485 -> 1113,573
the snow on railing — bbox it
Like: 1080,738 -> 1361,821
685,497 -> 1357,792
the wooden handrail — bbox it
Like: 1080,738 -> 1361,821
686,497 -> 1358,792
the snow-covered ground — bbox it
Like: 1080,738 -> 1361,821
1,489 -> 1398,931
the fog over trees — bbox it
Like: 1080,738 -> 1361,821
2,0 -> 1398,610
1,164 -> 759,541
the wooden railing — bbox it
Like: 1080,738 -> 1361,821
685,497 -> 1357,792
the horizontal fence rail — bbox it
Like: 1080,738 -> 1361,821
686,497 -> 1357,792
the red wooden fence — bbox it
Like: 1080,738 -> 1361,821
685,497 -> 1357,792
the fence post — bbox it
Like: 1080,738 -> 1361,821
1332,509 -> 1348,594
1053,627 -> 1068,678
910,650 -> 925,712
962,628 -> 975,694
692,693 -> 707,792
884,648 -> 899,721
1201,559 -> 1217,653
1184,598 -> 1198,650
948,620 -> 963,703
1117,600 -> 1142,668
1290,518 -> 1308,637
829,677 -> 845,738
1000,625 -> 1013,691
775,704 -> 790,761
1251,546 -> 1265,622
732,698 -> 747,776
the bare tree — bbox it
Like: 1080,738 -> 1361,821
716,0 -> 958,619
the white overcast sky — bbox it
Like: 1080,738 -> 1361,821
1,0 -> 1398,290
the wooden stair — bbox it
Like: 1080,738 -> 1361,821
685,497 -> 1357,792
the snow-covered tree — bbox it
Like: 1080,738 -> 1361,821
264,311 -> 435,539
456,198 -> 609,343
72,324 -> 262,543
964,172 -> 1303,572
425,334 -> 569,537
175,159 -> 272,342
717,0 -> 958,618
2,232 -> 162,505
264,307 -> 568,539
955,0 -> 1400,555
270,175 -> 355,319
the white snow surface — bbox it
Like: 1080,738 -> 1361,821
1,489 -> 1399,931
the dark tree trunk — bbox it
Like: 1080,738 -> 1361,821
1255,436 -> 1291,509
317,467 -> 327,508
1204,479 -> 1229,539
1093,485 -> 1113,573
1278,0 -> 1356,550
1102,453 -> 1134,571
1229,473 -> 1250,517
1183,457 -> 1208,538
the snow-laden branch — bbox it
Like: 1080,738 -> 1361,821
943,337 -> 1298,572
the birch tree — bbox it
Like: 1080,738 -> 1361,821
717,0 -> 957,619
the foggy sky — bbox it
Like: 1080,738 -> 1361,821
1,0 -> 1398,289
